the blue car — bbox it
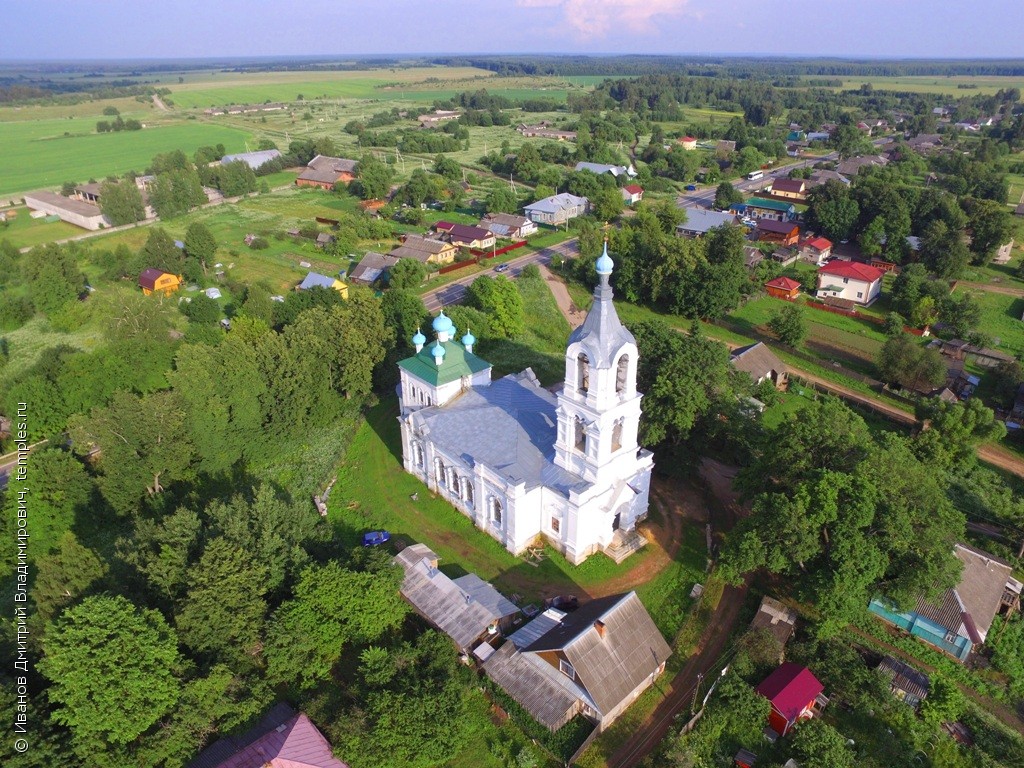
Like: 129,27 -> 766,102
362,530 -> 391,547
685,184 -> 697,191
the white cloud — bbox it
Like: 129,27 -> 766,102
515,0 -> 692,39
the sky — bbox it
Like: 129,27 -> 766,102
3,0 -> 1022,61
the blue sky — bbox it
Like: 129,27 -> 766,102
4,0 -> 1021,60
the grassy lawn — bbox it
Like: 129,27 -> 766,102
964,288 -> 1024,358
821,75 -> 1024,97
0,119 -> 254,198
0,205 -> 84,249
0,316 -> 105,385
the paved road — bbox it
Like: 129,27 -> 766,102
421,239 -> 580,312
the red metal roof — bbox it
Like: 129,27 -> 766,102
766,276 -> 801,291
818,260 -> 883,282
803,236 -> 833,251
682,136 -> 697,142
138,268 -> 169,290
623,184 -> 644,195
211,713 -> 347,768
756,663 -> 823,725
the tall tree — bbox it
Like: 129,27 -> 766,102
31,532 -> 107,622
767,303 -> 806,347
466,275 -> 524,338
40,595 -> 181,753
99,179 -> 146,225
183,222 -> 216,276
485,185 -> 518,214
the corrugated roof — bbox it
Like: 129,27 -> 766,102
509,608 -> 568,649
746,197 -> 795,212
138,267 -> 170,290
730,343 -> 787,383
24,190 -> 105,218
818,261 -> 883,282
749,596 -> 798,647
765,276 -> 801,291
349,252 -> 399,284
676,209 -> 738,235
394,543 -> 519,651
756,219 -> 799,234
756,664 -> 823,725
524,592 -> 672,715
877,656 -> 930,702
298,272 -> 338,291
483,642 -> 585,730
220,149 -> 281,170
771,178 -> 806,193
525,193 -> 588,215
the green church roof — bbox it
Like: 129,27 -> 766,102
398,341 -> 491,386
745,197 -> 795,212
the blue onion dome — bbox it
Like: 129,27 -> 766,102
412,328 -> 426,346
449,323 -> 457,339
430,341 -> 446,358
432,311 -> 454,334
462,329 -> 476,346
595,240 -> 614,275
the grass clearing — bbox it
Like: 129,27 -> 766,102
0,316 -> 105,384
819,75 -> 1024,97
966,288 -> 1024,358
0,205 -> 84,249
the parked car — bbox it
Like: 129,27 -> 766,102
685,184 -> 698,191
494,263 -> 510,273
362,530 -> 391,547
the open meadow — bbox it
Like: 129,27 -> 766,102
822,75 -> 1024,96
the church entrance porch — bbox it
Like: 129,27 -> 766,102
603,528 -> 648,564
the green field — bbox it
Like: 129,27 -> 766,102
825,75 -> 1024,96
0,206 -> 84,249
966,288 -> 1024,358
0,120 -> 254,198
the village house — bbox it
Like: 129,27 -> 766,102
716,139 -> 737,157
756,663 -> 825,737
220,149 -> 281,171
393,543 -> 520,653
398,244 -> 653,564
730,343 -> 787,389
620,184 -> 644,205
836,154 -> 889,177
573,162 -> 637,179
877,656 -> 930,709
482,592 -> 671,733
524,193 -> 590,226
433,221 -> 496,249
185,702 -> 347,768
348,251 -> 399,285
295,155 -> 358,190
768,178 -> 808,202
869,543 -> 1023,663
764,276 -> 801,300
675,209 -> 739,238
297,272 -> 348,298
478,212 -> 538,239
748,597 -> 798,662
744,197 -> 796,221
517,122 -> 577,141
756,219 -> 800,246
742,245 -> 764,270
815,260 -> 883,305
678,136 -> 697,150
799,236 -> 833,265
23,190 -> 111,230
806,169 -> 850,188
138,268 -> 182,297
390,233 -> 459,264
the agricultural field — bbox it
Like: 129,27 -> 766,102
0,118 -> 253,198
820,75 -> 1024,96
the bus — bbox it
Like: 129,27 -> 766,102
746,170 -> 764,181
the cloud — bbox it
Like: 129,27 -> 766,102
515,0 -> 692,39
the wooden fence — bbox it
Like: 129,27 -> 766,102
470,240 -> 527,258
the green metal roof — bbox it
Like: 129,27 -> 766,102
398,341 -> 491,386
746,197 -> 795,212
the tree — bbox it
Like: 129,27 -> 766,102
767,303 -> 806,347
485,185 -> 518,214
915,398 -> 1006,470
963,197 -> 1012,264
183,221 -> 216,276
921,219 -> 970,278
265,560 -> 408,689
381,289 -> 428,346
591,184 -> 625,221
713,181 -> 744,210
466,275 -> 524,337
20,243 -> 87,315
149,167 -> 206,219
40,595 -> 181,751
388,258 -> 426,291
920,675 -> 967,727
31,532 -> 107,622
140,227 -> 184,273
790,719 -> 855,768
175,537 -> 268,667
991,358 -> 1024,408
98,180 -> 146,225
939,291 -> 981,338
433,154 -> 461,180
217,159 -> 258,196
876,333 -> 947,392
68,390 -> 194,513
181,293 -> 221,325
354,155 -> 395,200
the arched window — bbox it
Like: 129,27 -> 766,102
616,354 -> 629,394
574,417 -> 587,453
490,497 -> 502,525
576,353 -> 590,394
463,479 -> 475,509
413,442 -> 424,467
612,418 -> 624,452
434,458 -> 446,486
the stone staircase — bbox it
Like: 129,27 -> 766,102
604,528 -> 648,564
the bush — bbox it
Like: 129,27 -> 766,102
248,237 -> 269,250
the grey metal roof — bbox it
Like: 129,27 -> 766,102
394,543 -> 519,651
877,656 -> 930,701
410,371 -> 590,495
574,162 -> 636,178
676,209 -> 739,235
349,252 -> 399,284
24,190 -> 105,218
508,608 -> 568,649
298,272 -> 337,290
524,193 -> 588,215
523,592 -> 672,715
220,149 -> 281,170
482,642 -> 588,730
567,272 -> 635,368
299,155 -> 358,184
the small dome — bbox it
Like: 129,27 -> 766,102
432,311 -> 454,333
430,341 -> 446,358
595,240 -> 614,275
462,329 -> 476,346
412,328 -> 426,346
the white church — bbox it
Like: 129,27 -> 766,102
397,244 -> 654,564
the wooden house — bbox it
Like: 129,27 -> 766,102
731,343 -> 788,390
764,277 -> 801,301
138,268 -> 182,297
297,272 -> 348,299
756,219 -> 800,246
295,155 -> 358,190
756,663 -> 824,737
